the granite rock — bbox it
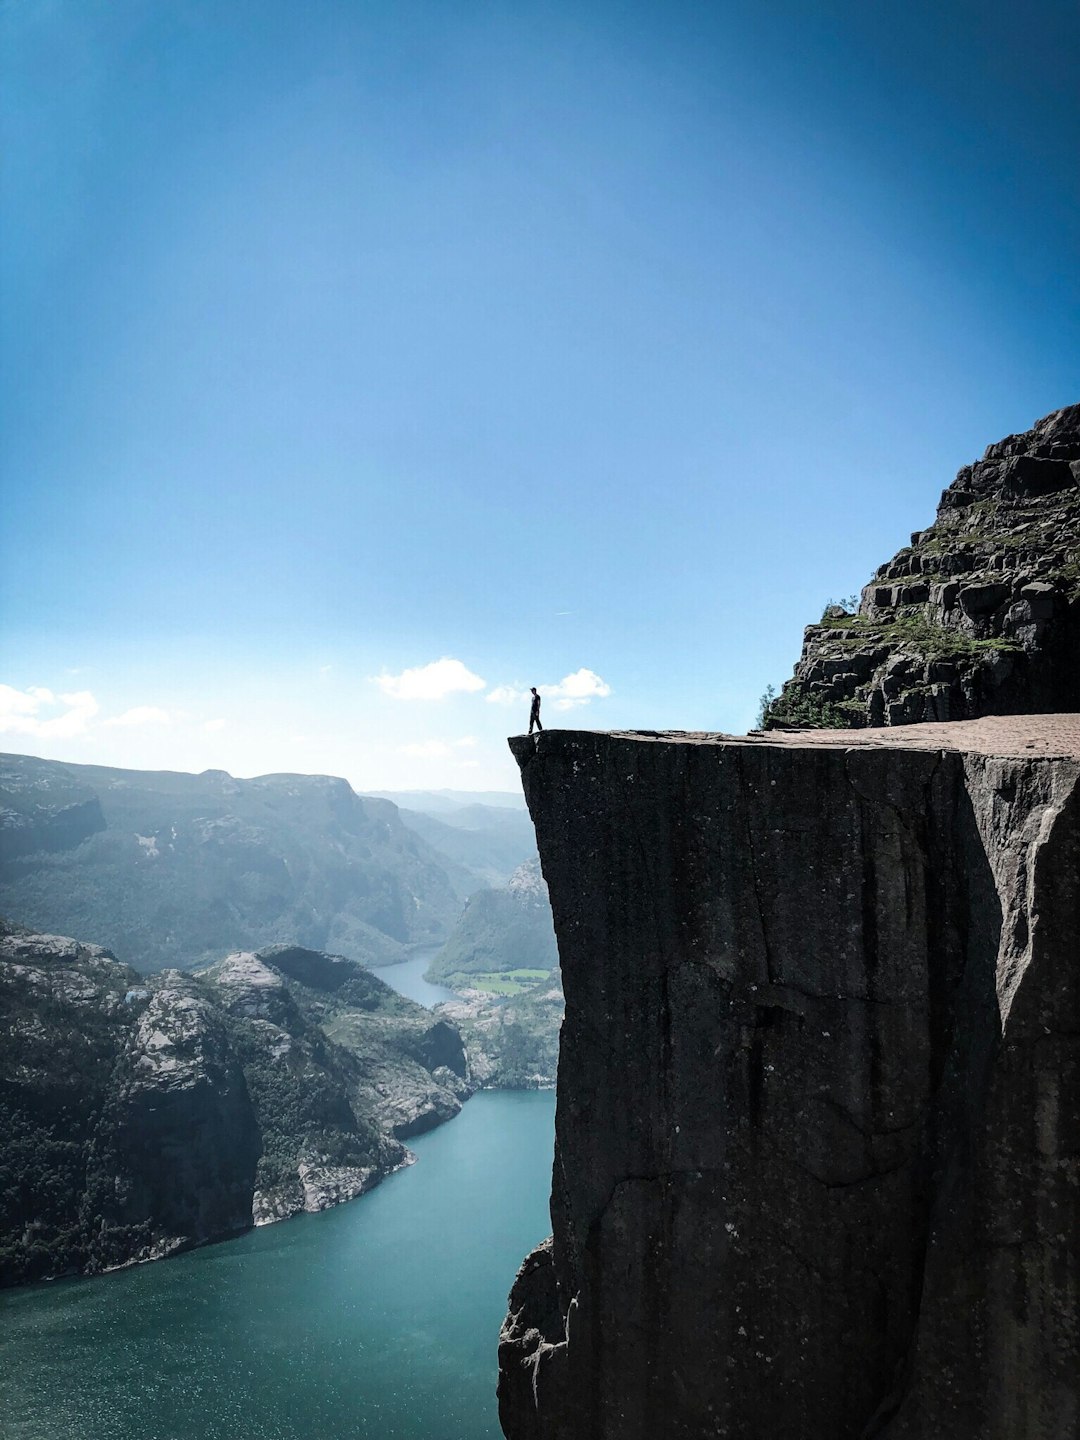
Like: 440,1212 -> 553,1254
498,726 -> 1080,1440
769,403 -> 1080,729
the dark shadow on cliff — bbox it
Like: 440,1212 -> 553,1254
881,770 -> 1080,1439
862,765 -> 1004,1436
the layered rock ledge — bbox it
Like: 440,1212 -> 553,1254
499,720 -> 1080,1440
769,402 -> 1080,728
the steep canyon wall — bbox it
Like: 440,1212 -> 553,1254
499,721 -> 1079,1440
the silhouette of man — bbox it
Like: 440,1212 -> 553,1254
528,687 -> 543,735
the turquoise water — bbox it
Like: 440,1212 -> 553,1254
371,951 -> 460,1008
0,1090 -> 556,1440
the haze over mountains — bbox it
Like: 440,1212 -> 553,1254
0,748 -> 568,1288
390,805 -> 537,889
0,755 -> 535,972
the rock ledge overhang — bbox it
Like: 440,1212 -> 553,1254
499,719 -> 1080,1440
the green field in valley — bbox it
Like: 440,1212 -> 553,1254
452,969 -> 553,996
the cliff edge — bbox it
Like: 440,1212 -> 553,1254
499,718 -> 1080,1439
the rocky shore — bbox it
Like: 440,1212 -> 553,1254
0,925 -> 472,1286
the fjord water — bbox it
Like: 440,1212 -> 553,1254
370,950 -> 461,1007
0,957 -> 556,1439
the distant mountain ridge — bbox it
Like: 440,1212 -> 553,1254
0,754 -> 475,971
428,858 -> 558,983
364,789 -> 526,813
395,805 -> 537,886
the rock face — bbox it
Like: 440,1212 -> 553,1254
0,754 -> 475,970
769,403 -> 1080,728
498,722 -> 1080,1440
0,926 -> 471,1286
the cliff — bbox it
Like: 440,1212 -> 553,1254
499,717 -> 1080,1440
768,402 -> 1080,728
0,926 -> 470,1286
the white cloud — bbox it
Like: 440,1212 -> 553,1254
105,706 -> 171,728
485,684 -> 529,706
546,668 -> 611,702
202,717 -> 227,733
485,669 -> 611,711
0,685 -> 100,738
374,657 -> 487,701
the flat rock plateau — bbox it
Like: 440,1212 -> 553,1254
499,719 -> 1079,1439
500,406 -> 1080,1440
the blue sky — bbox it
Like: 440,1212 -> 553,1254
2,0 -> 1077,790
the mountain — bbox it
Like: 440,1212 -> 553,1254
500,403 -> 1080,1439
426,859 -> 558,984
0,755 -> 476,971
422,859 -> 563,1089
364,789 -> 526,813
768,401 -> 1080,728
0,923 -> 471,1287
395,804 -> 538,886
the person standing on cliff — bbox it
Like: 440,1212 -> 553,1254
528,687 -> 543,735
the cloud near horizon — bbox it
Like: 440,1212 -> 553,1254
486,668 -> 611,711
374,657 -> 486,701
0,684 -> 100,738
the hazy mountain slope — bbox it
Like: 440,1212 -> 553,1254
365,789 -> 526,814
427,859 -> 558,983
0,755 -> 475,971
396,805 -> 537,886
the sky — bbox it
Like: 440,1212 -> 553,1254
2,0 -> 1078,792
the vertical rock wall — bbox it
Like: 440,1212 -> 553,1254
499,728 -> 1079,1440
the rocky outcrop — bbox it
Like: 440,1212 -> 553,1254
769,403 -> 1080,728
438,979 -> 563,1089
0,926 -> 472,1286
499,721 -> 1080,1440
0,930 -> 261,1282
